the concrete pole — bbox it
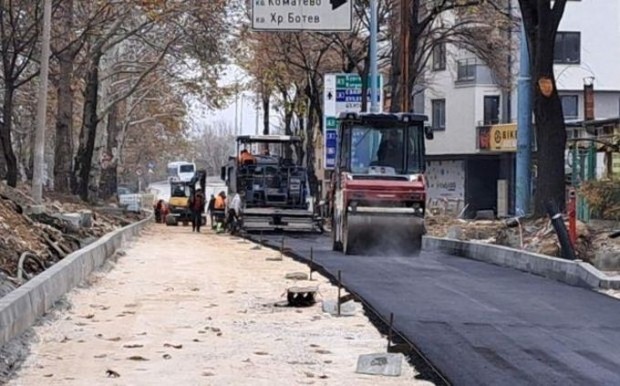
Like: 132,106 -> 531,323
515,25 -> 532,217
234,85 -> 239,135
240,95 -> 245,134
32,0 -> 52,208
369,0 -> 379,113
255,96 -> 260,135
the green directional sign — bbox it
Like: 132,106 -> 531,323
335,75 -> 381,89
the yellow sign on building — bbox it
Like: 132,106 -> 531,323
490,123 -> 517,152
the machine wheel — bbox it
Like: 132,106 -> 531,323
342,215 -> 353,255
165,215 -> 178,226
331,216 -> 342,252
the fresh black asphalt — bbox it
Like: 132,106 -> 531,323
256,233 -> 620,386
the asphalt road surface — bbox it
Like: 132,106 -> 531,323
257,232 -> 620,386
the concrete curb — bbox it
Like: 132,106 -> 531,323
423,236 -> 620,290
0,213 -> 153,347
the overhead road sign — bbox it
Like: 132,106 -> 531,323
252,0 -> 352,32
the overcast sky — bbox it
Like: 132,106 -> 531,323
203,64 -> 281,135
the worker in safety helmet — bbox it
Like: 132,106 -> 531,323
226,192 -> 242,234
207,194 -> 216,227
188,188 -> 206,233
238,149 -> 255,165
214,191 -> 227,232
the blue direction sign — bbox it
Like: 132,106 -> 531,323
323,73 -> 383,170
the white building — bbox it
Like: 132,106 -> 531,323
419,0 -> 620,217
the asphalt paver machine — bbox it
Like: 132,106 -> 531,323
221,135 -> 323,233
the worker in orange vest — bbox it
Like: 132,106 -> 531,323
238,149 -> 255,165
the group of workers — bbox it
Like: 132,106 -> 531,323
153,188 -> 239,234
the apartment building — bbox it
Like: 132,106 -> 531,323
420,0 -> 620,217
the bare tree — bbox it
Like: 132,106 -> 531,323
0,1 -> 41,187
518,0 -> 569,215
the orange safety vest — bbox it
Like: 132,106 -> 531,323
214,195 -> 225,209
239,152 -> 255,164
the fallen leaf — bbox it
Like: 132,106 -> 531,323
164,343 -> 183,349
123,344 -> 144,349
127,356 -> 149,361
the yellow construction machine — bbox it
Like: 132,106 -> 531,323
166,170 -> 207,226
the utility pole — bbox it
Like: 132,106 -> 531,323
515,26 -> 532,217
255,96 -> 260,135
400,0 -> 410,112
369,0 -> 379,113
234,83 -> 240,135
32,0 -> 52,209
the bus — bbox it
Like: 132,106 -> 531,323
167,161 -> 196,182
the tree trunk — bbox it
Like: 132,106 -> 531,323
304,77 -> 322,197
54,53 -> 74,193
73,53 -> 102,200
532,32 -> 566,215
360,56 -> 370,113
262,91 -> 270,135
53,0 -> 74,193
389,0 -> 404,113
99,103 -> 119,200
1,87 -> 19,187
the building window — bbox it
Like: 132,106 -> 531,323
561,95 -> 578,120
554,32 -> 580,64
483,96 -> 500,125
457,58 -> 476,81
432,99 -> 446,130
432,43 -> 446,71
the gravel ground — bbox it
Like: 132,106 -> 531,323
7,225 -> 432,385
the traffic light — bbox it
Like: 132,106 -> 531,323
331,0 -> 347,11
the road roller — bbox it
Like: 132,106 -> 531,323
329,112 -> 434,255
